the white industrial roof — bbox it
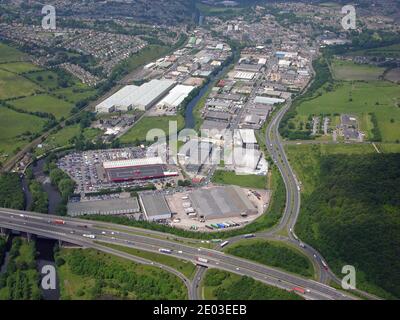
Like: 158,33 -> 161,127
103,157 -> 164,169
96,85 -> 139,112
239,129 -> 258,144
234,71 -> 255,80
157,85 -> 195,108
123,79 -> 176,109
258,58 -> 267,65
254,96 -> 285,105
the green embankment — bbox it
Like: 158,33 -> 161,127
120,115 -> 185,145
100,242 -> 197,280
0,238 -> 41,300
0,173 -> 25,210
202,269 -> 302,300
225,239 -> 315,278
286,144 -> 400,299
55,248 -> 188,300
212,170 -> 267,189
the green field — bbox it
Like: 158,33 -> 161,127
101,242 -> 197,280
296,81 -> 400,142
120,115 -> 185,145
349,44 -> 400,58
36,125 -> 101,156
212,170 -> 267,189
0,43 -> 26,62
56,248 -> 188,300
25,70 -> 62,90
376,143 -> 400,153
331,59 -> 385,81
0,62 -> 42,74
286,143 -> 376,195
0,107 -> 46,158
0,42 -> 99,162
202,269 -> 302,300
53,87 -> 97,104
123,45 -> 170,73
225,239 -> 315,278
0,69 -> 42,100
286,144 -> 400,298
10,94 -> 74,119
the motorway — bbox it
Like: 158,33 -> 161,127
0,208 -> 356,300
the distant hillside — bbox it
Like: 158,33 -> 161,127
296,153 -> 400,299
1,0 -> 198,25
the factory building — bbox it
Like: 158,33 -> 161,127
235,129 -> 258,149
139,193 -> 172,222
254,96 -> 285,105
103,157 -> 178,182
95,79 -> 176,113
178,139 -> 213,174
205,110 -> 231,123
95,85 -> 139,113
67,197 -> 140,217
189,186 -> 258,220
156,84 -> 195,109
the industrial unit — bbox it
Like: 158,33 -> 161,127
189,186 -> 258,220
156,84 -> 195,109
178,139 -> 214,174
67,197 -> 140,217
95,79 -> 176,113
95,85 -> 139,113
139,193 -> 173,221
103,157 -> 178,182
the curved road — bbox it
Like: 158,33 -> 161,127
0,209 -> 356,300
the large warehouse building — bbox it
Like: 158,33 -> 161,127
139,193 -> 172,222
95,85 -> 139,113
156,84 -> 195,109
103,157 -> 178,182
189,186 -> 258,220
96,79 -> 176,113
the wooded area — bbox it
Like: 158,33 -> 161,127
296,153 -> 400,298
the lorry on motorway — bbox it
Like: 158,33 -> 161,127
292,287 -> 305,294
220,241 -> 229,248
159,248 -> 172,254
243,234 -> 255,239
321,260 -> 329,270
197,257 -> 209,264
82,234 -> 96,239
53,219 -> 66,225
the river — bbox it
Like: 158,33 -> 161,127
184,60 -> 234,129
31,159 -> 62,214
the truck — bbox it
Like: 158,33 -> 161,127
292,287 -> 305,294
244,234 -> 255,239
197,257 -> 209,264
82,234 -> 96,239
159,248 -> 172,254
220,241 -> 230,248
321,260 -> 329,270
53,219 -> 66,225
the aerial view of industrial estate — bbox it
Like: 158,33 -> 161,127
0,0 -> 399,307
